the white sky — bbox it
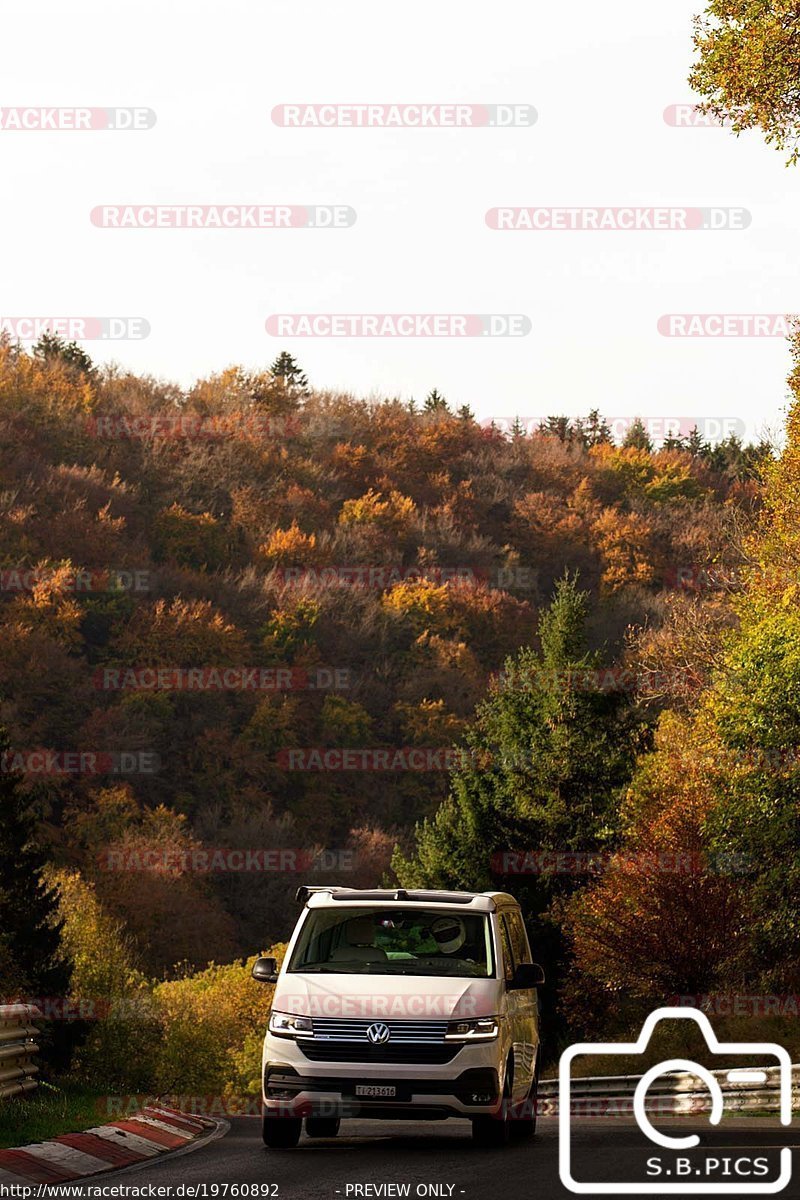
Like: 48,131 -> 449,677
2,0 -> 798,441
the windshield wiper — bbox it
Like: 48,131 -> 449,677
292,966 -> 350,973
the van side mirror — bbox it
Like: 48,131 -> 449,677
252,956 -> 278,983
508,962 -> 545,990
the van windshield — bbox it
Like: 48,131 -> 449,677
288,906 -> 494,977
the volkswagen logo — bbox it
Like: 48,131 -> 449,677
366,1022 -> 391,1045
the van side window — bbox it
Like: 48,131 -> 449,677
498,915 -> 515,981
506,909 -> 532,965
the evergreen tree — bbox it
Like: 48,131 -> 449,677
703,435 -> 773,482
33,332 -> 95,379
662,432 -> 687,452
704,435 -> 743,475
393,575 -> 644,1035
269,351 -> 309,396
540,415 -> 572,443
686,426 -> 707,457
424,388 -> 448,413
582,409 -> 612,448
622,416 -> 653,452
0,729 -> 67,1000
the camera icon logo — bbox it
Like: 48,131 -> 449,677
559,1006 -> 793,1194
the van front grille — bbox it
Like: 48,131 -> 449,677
311,1019 -> 449,1043
297,1018 -> 459,1064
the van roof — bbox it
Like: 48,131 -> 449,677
297,886 -> 518,913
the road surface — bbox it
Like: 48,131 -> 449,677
63,1116 -> 800,1200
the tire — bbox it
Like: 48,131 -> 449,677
471,1070 -> 512,1148
510,1054 -> 539,1140
262,1110 -> 302,1149
305,1117 -> 340,1139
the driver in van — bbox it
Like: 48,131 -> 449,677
430,915 -> 467,956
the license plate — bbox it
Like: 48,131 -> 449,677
355,1085 -> 396,1098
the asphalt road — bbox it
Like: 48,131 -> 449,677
63,1117 -> 800,1200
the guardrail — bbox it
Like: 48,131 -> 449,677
539,1063 -> 800,1117
0,1005 -> 42,1100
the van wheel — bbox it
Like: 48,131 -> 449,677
305,1117 -> 340,1138
510,1057 -> 539,1140
471,1073 -> 512,1148
262,1111 -> 302,1148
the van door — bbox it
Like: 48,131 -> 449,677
502,909 -> 538,1099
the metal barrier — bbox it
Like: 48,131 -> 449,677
0,1005 -> 42,1100
539,1063 -> 800,1116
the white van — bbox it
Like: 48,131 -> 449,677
252,886 -> 544,1149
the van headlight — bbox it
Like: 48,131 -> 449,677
445,1018 -> 499,1041
269,1011 -> 314,1039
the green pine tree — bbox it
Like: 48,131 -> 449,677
686,426 -> 707,457
622,417 -> 653,452
33,332 -> 96,379
540,415 -> 572,443
582,409 -> 613,448
423,388 -> 448,413
662,432 -> 687,452
0,729 -> 68,999
393,575 -> 644,1032
269,351 -> 309,396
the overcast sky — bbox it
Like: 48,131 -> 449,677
2,0 -> 798,441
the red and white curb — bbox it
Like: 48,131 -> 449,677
0,1105 -> 220,1184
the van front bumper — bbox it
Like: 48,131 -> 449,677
263,1063 -> 501,1119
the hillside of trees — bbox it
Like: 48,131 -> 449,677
0,334 -> 771,985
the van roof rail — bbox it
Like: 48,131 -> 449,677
295,885 -> 347,903
298,886 -> 486,905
